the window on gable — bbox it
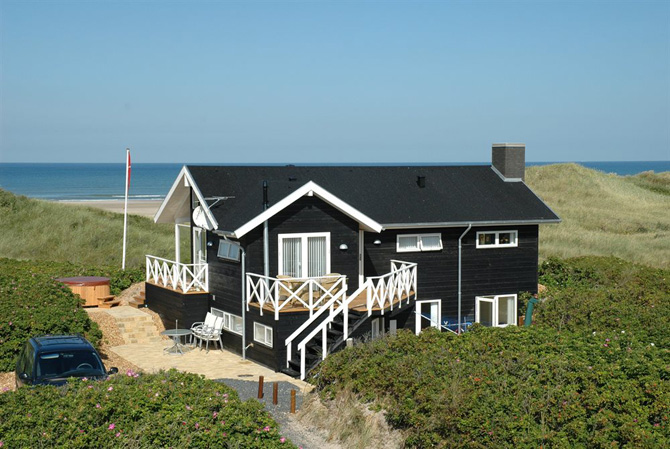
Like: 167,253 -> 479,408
279,233 -> 330,278
476,230 -> 518,248
253,322 -> 273,347
396,233 -> 442,253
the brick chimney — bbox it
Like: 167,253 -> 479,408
492,143 -> 525,181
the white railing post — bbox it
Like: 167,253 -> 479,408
321,326 -> 327,360
300,349 -> 306,380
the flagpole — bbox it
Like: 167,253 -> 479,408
122,148 -> 131,270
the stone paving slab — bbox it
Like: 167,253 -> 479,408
110,341 -> 312,392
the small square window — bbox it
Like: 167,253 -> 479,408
253,322 -> 273,347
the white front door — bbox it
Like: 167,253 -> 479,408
415,299 -> 441,334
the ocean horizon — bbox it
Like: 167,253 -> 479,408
0,161 -> 668,202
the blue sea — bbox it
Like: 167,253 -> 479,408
0,161 -> 667,202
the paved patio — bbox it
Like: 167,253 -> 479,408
98,306 -> 311,391
110,341 -> 311,391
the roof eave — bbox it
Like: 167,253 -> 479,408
382,219 -> 562,229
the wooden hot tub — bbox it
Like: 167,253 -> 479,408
56,276 -> 111,307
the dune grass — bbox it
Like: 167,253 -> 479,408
0,189 -> 175,268
526,164 -> 670,269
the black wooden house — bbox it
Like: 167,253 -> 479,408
145,143 -> 559,378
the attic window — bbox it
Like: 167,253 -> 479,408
217,239 -> 241,261
476,231 -> 518,249
396,234 -> 442,253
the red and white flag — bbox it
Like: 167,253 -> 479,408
126,149 -> 132,190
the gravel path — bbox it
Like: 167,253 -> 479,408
215,378 -> 341,449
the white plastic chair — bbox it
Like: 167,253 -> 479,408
194,316 -> 224,352
190,312 -> 216,345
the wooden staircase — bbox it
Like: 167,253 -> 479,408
282,308 -> 368,378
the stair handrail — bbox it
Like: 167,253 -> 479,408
284,281 -> 349,363
293,280 -> 370,379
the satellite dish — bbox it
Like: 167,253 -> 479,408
192,206 -> 210,229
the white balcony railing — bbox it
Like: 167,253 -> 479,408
146,255 -> 209,293
365,260 -> 417,315
289,260 -> 417,379
246,274 -> 347,320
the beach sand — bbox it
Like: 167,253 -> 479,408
59,200 -> 162,218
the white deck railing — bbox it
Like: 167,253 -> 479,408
365,260 -> 417,316
246,274 -> 347,321
290,260 -> 417,379
146,255 -> 209,293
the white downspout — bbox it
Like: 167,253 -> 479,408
458,224 -> 472,335
241,248 -> 247,359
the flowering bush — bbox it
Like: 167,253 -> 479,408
312,257 -> 669,447
0,370 -> 295,448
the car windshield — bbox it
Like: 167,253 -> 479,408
36,350 -> 105,379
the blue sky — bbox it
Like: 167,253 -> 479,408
1,1 -> 668,163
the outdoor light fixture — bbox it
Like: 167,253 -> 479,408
373,239 -> 382,245
339,244 -> 348,251
207,241 -> 214,247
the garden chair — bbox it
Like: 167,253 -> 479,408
193,316 -> 224,352
189,312 -> 217,345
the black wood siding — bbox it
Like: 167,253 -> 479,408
145,283 -> 209,330
363,225 -> 539,327
204,195 -> 360,370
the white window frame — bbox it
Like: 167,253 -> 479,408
476,230 -> 518,249
396,233 -> 443,253
222,312 -> 243,336
415,299 -> 442,334
475,294 -> 517,328
278,232 -> 331,278
253,322 -> 273,347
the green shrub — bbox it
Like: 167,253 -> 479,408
0,259 -> 112,372
0,370 -> 295,448
313,327 -> 668,448
536,256 -> 670,347
311,257 -> 670,447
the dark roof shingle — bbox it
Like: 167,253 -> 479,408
186,165 -> 559,231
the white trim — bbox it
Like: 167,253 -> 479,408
154,166 -> 219,230
358,230 -> 364,287
278,232 -> 331,278
221,311 -> 243,335
233,181 -> 383,238
253,322 -> 273,347
415,299 -> 441,334
382,219 -> 561,229
396,233 -> 443,253
475,294 -> 517,327
476,230 -> 518,248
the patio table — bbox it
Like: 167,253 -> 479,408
162,329 -> 192,355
